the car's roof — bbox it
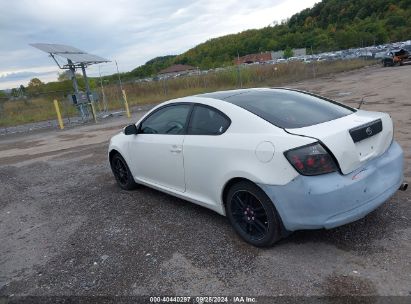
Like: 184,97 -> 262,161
196,87 -> 355,129
197,87 -> 293,101
152,88 -> 355,129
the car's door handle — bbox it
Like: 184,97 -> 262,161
170,145 -> 182,153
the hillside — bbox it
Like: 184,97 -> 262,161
130,55 -> 176,78
122,0 -> 411,79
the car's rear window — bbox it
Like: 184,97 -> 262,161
221,90 -> 355,129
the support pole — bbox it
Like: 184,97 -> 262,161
68,60 -> 87,120
237,51 -> 242,88
122,89 -> 131,118
81,63 -> 97,123
99,65 -> 108,112
53,99 -> 64,130
90,102 -> 97,123
68,60 -> 79,94
311,46 -> 316,78
81,63 -> 92,101
115,60 -> 124,91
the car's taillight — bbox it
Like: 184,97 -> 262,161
284,142 -> 338,176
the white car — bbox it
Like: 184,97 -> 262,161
108,88 -> 406,246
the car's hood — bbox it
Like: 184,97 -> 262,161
286,110 -> 393,175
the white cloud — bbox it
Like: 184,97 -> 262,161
0,0 -> 319,89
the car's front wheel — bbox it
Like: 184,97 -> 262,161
226,181 -> 282,247
110,153 -> 138,190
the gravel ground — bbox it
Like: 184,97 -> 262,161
0,65 -> 410,300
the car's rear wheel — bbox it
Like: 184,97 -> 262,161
226,181 -> 282,247
111,153 -> 138,190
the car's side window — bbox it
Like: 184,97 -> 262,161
187,105 -> 231,135
140,104 -> 191,135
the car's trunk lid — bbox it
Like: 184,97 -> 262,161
286,110 -> 394,174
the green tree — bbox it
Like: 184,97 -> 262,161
57,71 -> 82,81
11,88 -> 18,97
28,78 -> 43,87
27,78 -> 44,95
19,85 -> 26,96
58,71 -> 70,81
283,47 -> 294,58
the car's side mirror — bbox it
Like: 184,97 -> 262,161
124,124 -> 138,135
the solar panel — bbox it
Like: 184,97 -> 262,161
30,43 -> 85,54
30,43 -> 110,64
58,53 -> 109,64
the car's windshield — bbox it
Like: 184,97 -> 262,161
222,89 -> 355,129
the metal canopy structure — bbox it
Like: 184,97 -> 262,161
30,43 -> 111,120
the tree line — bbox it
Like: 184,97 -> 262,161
5,72 -> 98,99
126,0 -> 411,79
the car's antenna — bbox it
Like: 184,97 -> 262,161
358,97 -> 365,109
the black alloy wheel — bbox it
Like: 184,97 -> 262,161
231,191 -> 269,240
226,181 -> 282,247
111,153 -> 137,190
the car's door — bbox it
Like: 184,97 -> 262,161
183,104 -> 231,206
129,103 -> 192,192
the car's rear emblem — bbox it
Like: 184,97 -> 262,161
366,127 -> 373,136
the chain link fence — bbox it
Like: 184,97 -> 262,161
0,59 -> 376,136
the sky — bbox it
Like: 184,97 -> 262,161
0,0 -> 319,90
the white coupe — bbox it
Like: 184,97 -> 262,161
108,88 -> 406,246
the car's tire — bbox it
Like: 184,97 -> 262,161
110,153 -> 138,190
226,181 -> 282,247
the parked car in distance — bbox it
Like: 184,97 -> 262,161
108,88 -> 407,246
382,48 -> 411,66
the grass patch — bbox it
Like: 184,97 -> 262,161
0,97 -> 77,127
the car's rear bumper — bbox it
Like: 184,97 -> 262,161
258,141 -> 404,231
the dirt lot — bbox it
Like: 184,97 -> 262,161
0,65 -> 410,299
